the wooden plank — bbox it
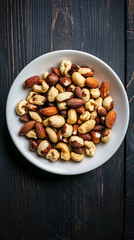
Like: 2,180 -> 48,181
126,0 -> 134,31
124,31 -> 134,240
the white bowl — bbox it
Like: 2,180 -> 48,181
6,50 -> 129,175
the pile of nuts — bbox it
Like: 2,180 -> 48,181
16,60 -> 116,162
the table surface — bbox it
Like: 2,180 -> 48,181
0,0 -> 134,239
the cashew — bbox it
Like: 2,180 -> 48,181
101,129 -> 112,143
45,127 -> 58,143
62,123 -> 73,137
78,67 -> 93,75
95,97 -> 103,109
56,92 -> 74,103
72,72 -> 85,88
78,119 -> 96,134
29,111 -> 42,123
16,100 -> 27,116
84,141 -> 96,157
103,96 -> 114,111
48,115 -> 65,128
42,118 -> 50,127
90,88 -> 100,98
37,140 -> 51,156
56,142 -> 70,161
27,91 -> 46,105
26,129 -> 37,139
71,152 -> 84,162
85,99 -> 97,112
82,88 -> 90,102
46,149 -> 60,161
57,102 -> 67,110
56,84 -> 65,93
69,136 -> 84,147
42,72 -> 49,79
59,60 -> 72,75
80,111 -> 90,122
67,108 -> 77,124
90,111 -> 97,120
33,81 -> 49,93
47,86 -> 59,102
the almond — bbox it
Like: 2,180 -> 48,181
78,132 -> 91,141
75,106 -> 85,113
24,76 -> 40,87
35,123 -> 46,139
105,110 -> 116,128
97,106 -> 107,116
93,125 -> 105,131
52,67 -> 61,76
19,121 -> 36,135
39,107 -> 58,116
86,77 -> 99,88
100,81 -> 109,99
67,98 -> 85,108
59,77 -> 72,87
47,73 -> 59,85
74,86 -> 82,99
20,114 -> 31,123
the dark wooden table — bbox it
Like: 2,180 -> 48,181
0,0 -> 134,239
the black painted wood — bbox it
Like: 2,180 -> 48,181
0,0 -> 128,239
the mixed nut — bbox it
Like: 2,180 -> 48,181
15,60 -> 116,162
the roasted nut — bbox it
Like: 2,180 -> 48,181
85,99 -> 97,112
78,119 -> 96,134
101,128 -> 112,143
42,72 -> 49,79
19,121 -> 36,135
78,132 -> 91,141
37,140 -> 51,156
100,81 -> 109,99
95,97 -> 103,109
69,136 -> 84,147
67,108 -> 77,124
59,77 -> 72,87
60,110 -> 67,119
29,111 -> 42,123
42,118 -> 50,127
56,83 -> 65,93
20,114 -> 31,123
97,106 -> 107,116
16,99 -> 27,115
52,67 -> 61,76
67,84 -> 76,92
76,118 -> 83,125
62,123 -> 73,138
100,116 -> 106,125
27,92 -> 46,105
103,96 -> 114,111
93,125 -> 105,131
70,64 -> 80,71
105,110 -> 116,128
24,76 -> 40,87
35,123 -> 46,139
86,77 -> 99,88
33,81 -> 49,93
72,72 -> 85,87
39,107 -> 58,117
82,88 -> 90,102
75,106 -> 85,113
26,104 -> 37,112
74,86 -> 82,99
80,111 -> 90,122
47,73 -> 59,85
48,115 -> 65,128
26,129 -> 37,139
71,152 -> 84,162
56,142 -> 70,161
57,129 -> 63,141
91,131 -> 101,144
62,137 -> 69,143
71,147 -> 83,154
84,141 -> 96,157
72,124 -> 79,135
90,88 -> 100,99
78,67 -> 94,77
47,86 -> 59,102
56,92 -> 74,102
67,98 -> 85,108
59,60 -> 72,75
46,149 -> 60,161
90,111 -> 97,120
95,116 -> 100,125
57,102 -> 67,110
45,127 -> 58,143
29,140 -> 38,151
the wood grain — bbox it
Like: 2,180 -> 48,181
0,0 -> 127,239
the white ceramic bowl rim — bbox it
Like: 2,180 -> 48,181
6,50 -> 130,175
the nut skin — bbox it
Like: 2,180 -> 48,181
100,81 -> 109,99
91,131 -> 101,144
67,108 -> 77,125
60,110 -> 67,119
97,106 -> 107,116
19,121 -> 36,135
71,152 -> 84,162
52,67 -> 61,76
82,88 -> 90,102
78,67 -> 94,77
75,106 -> 85,113
48,115 -> 65,128
101,128 -> 112,143
69,136 -> 84,148
84,141 -> 96,157
72,72 -> 86,88
72,147 -> 83,154
103,96 -> 114,111
45,127 -> 58,143
39,107 -> 58,117
29,140 -> 38,151
72,124 -> 79,136
37,140 -> 51,156
78,132 -> 91,141
56,142 -> 70,161
62,123 -> 73,138
95,116 -> 100,125
67,98 -> 85,108
93,125 -> 105,131
85,77 -> 99,88
46,149 -> 60,161
78,119 -> 96,134
67,84 -> 76,92
70,64 -> 80,71
59,77 -> 72,87
74,86 -> 82,99
56,92 -> 74,103
24,76 -> 40,87
35,123 -> 46,139
16,99 -> 27,116
47,73 -> 59,85
105,110 -> 116,128
20,114 -> 31,123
